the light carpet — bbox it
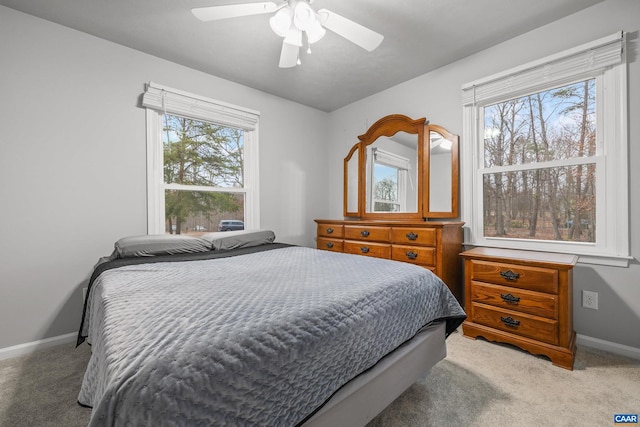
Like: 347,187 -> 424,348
0,329 -> 638,426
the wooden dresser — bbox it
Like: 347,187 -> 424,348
460,247 -> 578,370
315,219 -> 464,302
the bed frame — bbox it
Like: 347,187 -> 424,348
302,321 -> 447,426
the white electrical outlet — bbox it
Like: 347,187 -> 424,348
582,290 -> 598,310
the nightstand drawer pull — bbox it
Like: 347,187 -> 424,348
500,316 -> 520,328
500,270 -> 520,281
406,250 -> 418,260
360,246 -> 370,253
406,232 -> 418,241
326,227 -> 334,234
500,293 -> 520,304
361,230 -> 370,237
326,242 -> 334,249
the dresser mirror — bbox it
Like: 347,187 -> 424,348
427,125 -> 459,218
344,143 -> 359,216
343,114 -> 459,219
365,131 -> 419,214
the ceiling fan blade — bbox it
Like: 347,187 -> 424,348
192,2 -> 278,22
279,41 -> 299,68
317,9 -> 383,52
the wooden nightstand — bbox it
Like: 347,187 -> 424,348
460,247 -> 578,370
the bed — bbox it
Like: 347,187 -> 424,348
77,231 -> 465,426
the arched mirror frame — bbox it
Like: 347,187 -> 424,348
343,114 -> 459,220
358,114 -> 427,220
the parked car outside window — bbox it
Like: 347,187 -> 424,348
217,220 -> 244,231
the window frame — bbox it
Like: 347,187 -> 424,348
461,32 -> 629,266
143,82 -> 260,235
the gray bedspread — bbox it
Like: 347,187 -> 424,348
78,245 -> 465,426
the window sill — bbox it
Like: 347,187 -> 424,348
462,242 -> 631,267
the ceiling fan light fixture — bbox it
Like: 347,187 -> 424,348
305,19 -> 326,44
191,1 -> 384,68
283,27 -> 303,47
293,1 -> 316,31
269,7 -> 292,37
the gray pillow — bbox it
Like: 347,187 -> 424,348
201,229 -> 276,251
113,234 -> 212,258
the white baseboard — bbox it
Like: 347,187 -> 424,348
577,334 -> 640,361
0,332 -> 77,361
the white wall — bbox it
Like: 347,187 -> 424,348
327,0 -> 640,351
2,0 -> 639,355
0,6 -> 329,349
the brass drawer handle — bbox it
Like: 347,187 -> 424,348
500,293 -> 520,304
500,270 -> 520,281
500,316 -> 520,328
326,227 -> 334,234
326,242 -> 334,249
361,230 -> 370,237
360,246 -> 370,254
406,232 -> 418,241
406,250 -> 418,260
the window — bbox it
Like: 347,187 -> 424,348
143,82 -> 260,235
462,33 -> 629,266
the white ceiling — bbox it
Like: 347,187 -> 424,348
1,0 -> 603,111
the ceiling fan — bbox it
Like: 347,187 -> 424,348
192,1 -> 384,68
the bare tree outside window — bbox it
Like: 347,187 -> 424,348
482,79 -> 596,243
162,114 -> 245,235
374,176 -> 399,212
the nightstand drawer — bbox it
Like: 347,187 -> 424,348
470,281 -> 558,319
344,241 -> 391,258
317,224 -> 344,238
469,260 -> 558,294
390,227 -> 436,246
391,245 -> 436,266
344,225 -> 390,242
471,303 -> 558,345
317,237 -> 343,252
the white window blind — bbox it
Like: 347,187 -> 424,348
461,32 -> 623,106
142,82 -> 260,131
373,148 -> 411,170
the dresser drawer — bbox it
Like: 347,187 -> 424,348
471,303 -> 558,345
390,227 -> 436,246
344,225 -> 390,242
317,237 -> 343,252
317,224 -> 344,238
470,281 -> 558,319
469,260 -> 558,294
391,245 -> 436,266
344,240 -> 391,258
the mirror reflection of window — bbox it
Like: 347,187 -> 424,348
367,147 -> 412,212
